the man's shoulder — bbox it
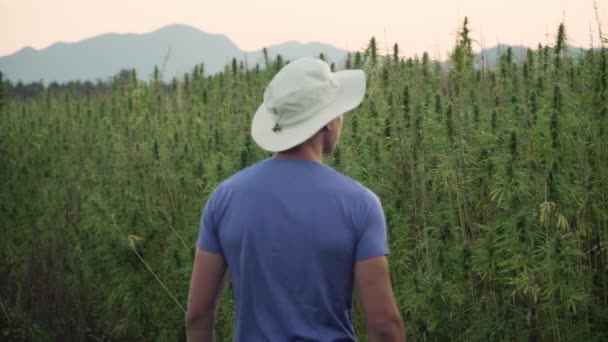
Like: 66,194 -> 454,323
330,169 -> 370,191
220,159 -> 269,186
214,159 -> 379,204
208,159 -> 273,199
324,167 -> 381,205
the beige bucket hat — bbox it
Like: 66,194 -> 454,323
251,57 -> 366,152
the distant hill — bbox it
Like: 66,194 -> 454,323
475,45 -> 529,68
0,24 -> 349,84
474,44 -> 588,69
246,41 -> 349,69
0,25 -> 591,84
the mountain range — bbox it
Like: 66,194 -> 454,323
0,24 -> 348,84
0,24 -> 586,84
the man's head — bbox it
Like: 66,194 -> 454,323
251,57 -> 365,154
282,114 -> 343,156
321,114 -> 343,155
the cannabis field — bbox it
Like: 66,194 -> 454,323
1,21 -> 607,341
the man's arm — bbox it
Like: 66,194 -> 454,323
186,249 -> 227,342
355,256 -> 405,341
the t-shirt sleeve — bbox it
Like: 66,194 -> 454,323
196,188 -> 224,255
355,193 -> 389,262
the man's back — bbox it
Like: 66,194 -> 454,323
197,158 -> 389,341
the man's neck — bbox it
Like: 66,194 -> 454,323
274,143 -> 323,163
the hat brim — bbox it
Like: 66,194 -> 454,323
251,69 -> 366,153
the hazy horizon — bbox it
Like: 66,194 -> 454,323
2,0 -> 607,59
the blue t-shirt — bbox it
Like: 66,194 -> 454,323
197,158 -> 389,341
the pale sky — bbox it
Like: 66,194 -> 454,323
1,0 -> 607,58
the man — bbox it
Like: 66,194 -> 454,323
186,57 -> 405,341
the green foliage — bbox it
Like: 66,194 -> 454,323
1,21 -> 607,341
0,301 -> 53,342
0,71 -> 4,112
367,37 -> 378,68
